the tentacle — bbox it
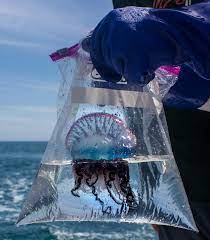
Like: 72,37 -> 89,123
117,163 -> 138,211
103,166 -> 122,205
71,163 -> 84,197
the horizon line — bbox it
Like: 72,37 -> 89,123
0,140 -> 48,142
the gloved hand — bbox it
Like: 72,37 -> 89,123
89,7 -> 188,85
90,3 -> 210,85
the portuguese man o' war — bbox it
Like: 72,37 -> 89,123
66,113 -> 137,161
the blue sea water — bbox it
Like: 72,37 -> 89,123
0,142 -> 157,240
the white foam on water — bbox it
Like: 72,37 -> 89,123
0,204 -> 16,213
50,229 -> 136,240
49,224 -> 157,240
13,192 -> 24,204
0,190 -> 4,198
0,176 -> 29,222
11,178 -> 28,204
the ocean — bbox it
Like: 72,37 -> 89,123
0,141 -> 157,240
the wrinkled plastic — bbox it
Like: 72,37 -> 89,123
18,42 -> 197,232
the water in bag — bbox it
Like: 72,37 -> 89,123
17,42 -> 197,231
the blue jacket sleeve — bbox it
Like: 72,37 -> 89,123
90,1 -> 210,83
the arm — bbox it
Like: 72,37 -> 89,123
90,1 -> 210,84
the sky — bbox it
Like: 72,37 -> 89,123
0,0 -> 113,141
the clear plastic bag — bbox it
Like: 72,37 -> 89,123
17,42 -> 197,231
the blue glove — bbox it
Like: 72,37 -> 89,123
90,7 -> 188,84
90,2 -> 210,85
89,2 -> 210,109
